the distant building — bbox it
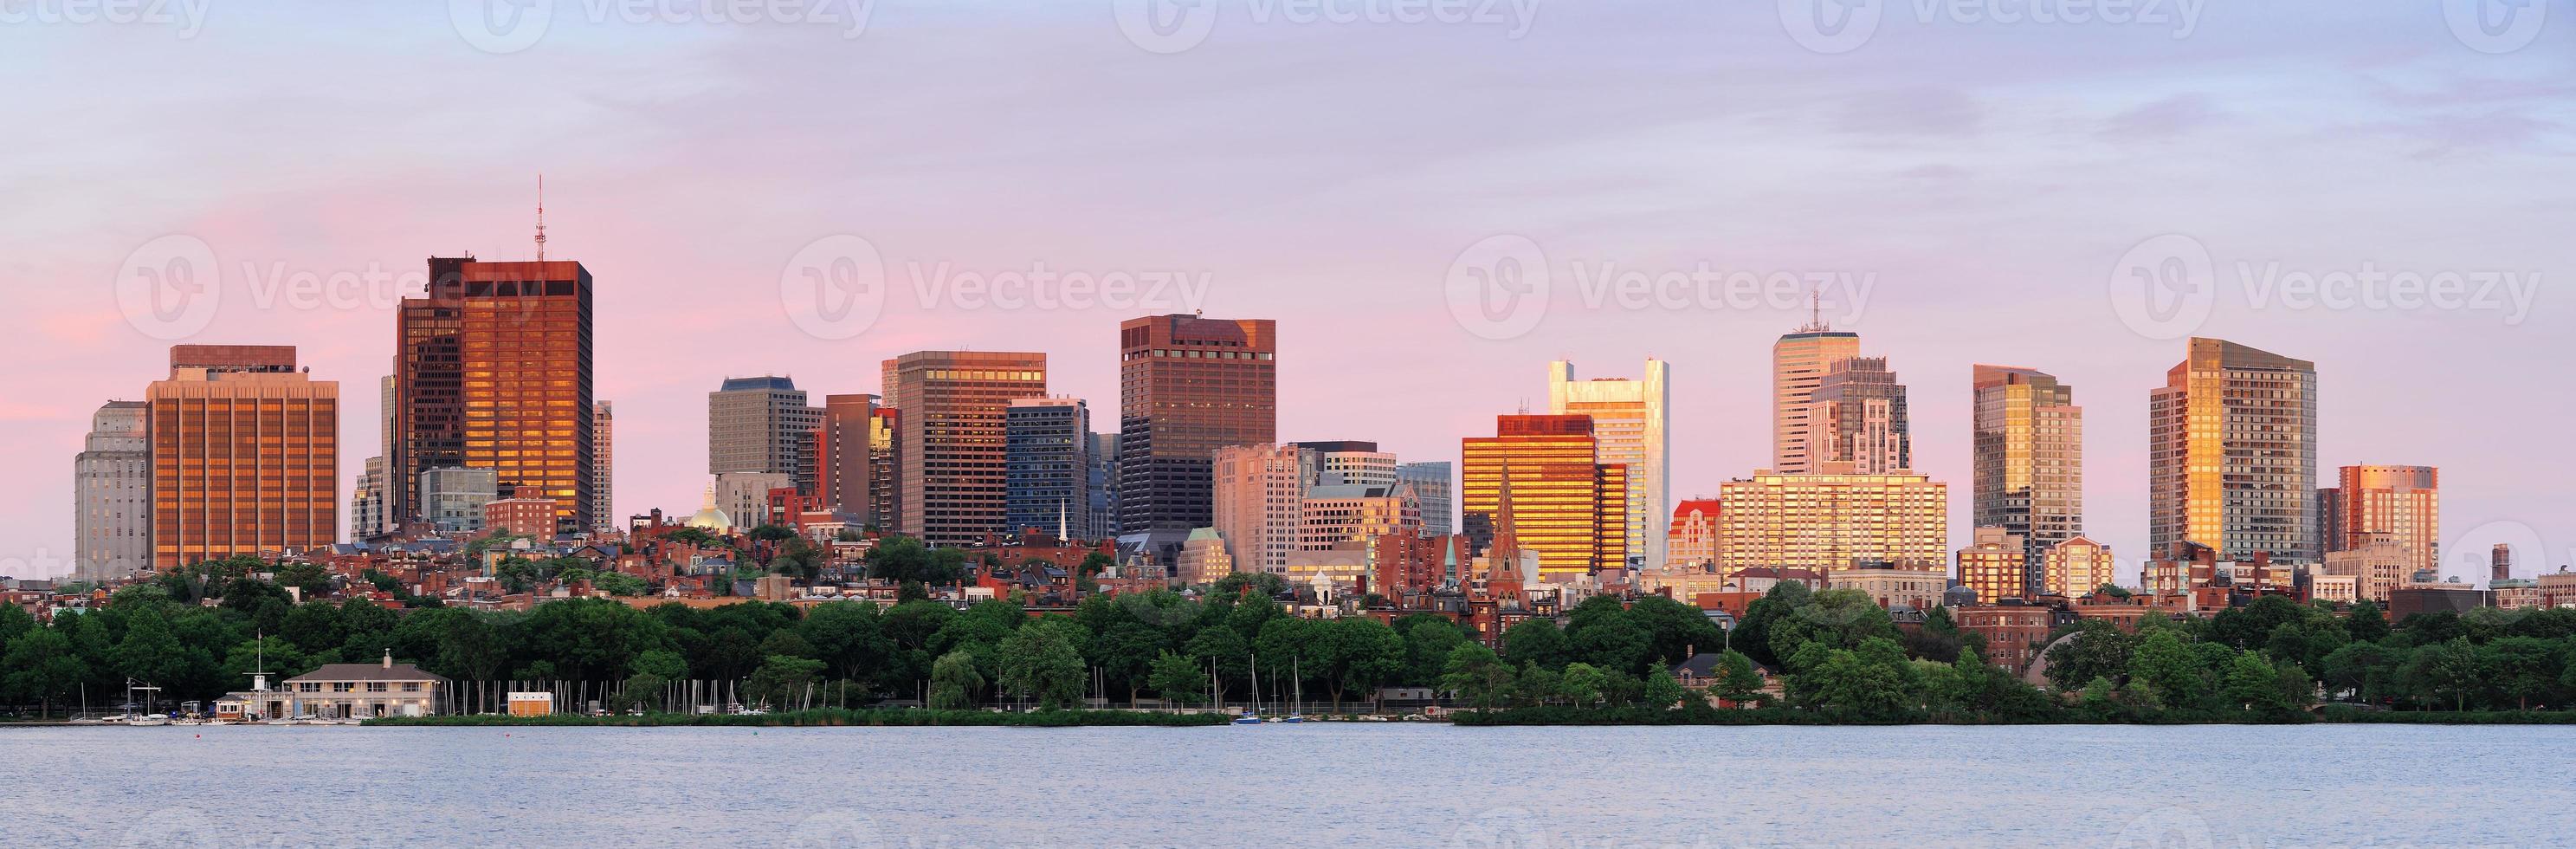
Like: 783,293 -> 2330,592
149,346 -> 338,570
1772,321 -> 1861,475
2148,338 -> 2317,565
1396,461 -> 1455,536
1714,467 -> 1948,579
1549,359 -> 1670,570
1462,415 -> 1630,579
1804,356 -> 1910,475
74,400 -> 150,581
1290,441 -> 1398,488
484,486 -> 560,541
1954,605 -> 2058,672
1957,527 -> 2030,604
2044,536 -> 2116,599
420,467 -> 500,537
395,257 -> 595,535
591,400 -> 615,534
709,376 -> 821,486
885,351 -> 1049,546
1118,314 -> 1277,566
2320,465 -> 2439,581
812,394 -> 878,526
1211,444 -> 1306,577
1086,432 -> 1120,541
281,653 -> 446,719
714,472 -> 794,530
2323,534 -> 2415,603
1972,365 -> 2083,594
1831,566 -> 1948,612
1175,527 -> 1234,586
1004,397 -> 1092,539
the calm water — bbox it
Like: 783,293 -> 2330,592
2,724 -> 2567,847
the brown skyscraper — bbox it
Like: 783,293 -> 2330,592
813,393 -> 881,524
882,351 -> 1047,546
1119,314 -> 1277,564
148,345 -> 339,570
393,257 -> 595,535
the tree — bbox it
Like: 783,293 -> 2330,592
1501,619 -> 1570,671
1710,650 -> 1764,706
2220,651 -> 2287,711
1147,651 -> 1208,706
1557,663 -> 1608,708
1640,666 -> 1688,710
995,619 -> 1088,710
2401,638 -> 2485,712
1441,645 -> 1514,710
592,573 -> 647,597
2043,619 -> 2135,692
927,650 -> 985,710
744,655 -> 827,710
2,628 -> 87,717
1797,638 -> 1914,719
2127,630 -> 2208,710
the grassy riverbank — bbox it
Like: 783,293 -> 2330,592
365,708 -> 1232,728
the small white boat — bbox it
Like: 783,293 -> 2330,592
131,714 -> 171,727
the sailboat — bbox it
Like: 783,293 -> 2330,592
1284,656 -> 1305,723
1231,654 -> 1263,725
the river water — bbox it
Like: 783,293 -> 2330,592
3,723 -> 2565,847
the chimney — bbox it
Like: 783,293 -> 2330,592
382,649 -> 392,670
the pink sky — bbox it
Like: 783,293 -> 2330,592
10,3 -> 2573,581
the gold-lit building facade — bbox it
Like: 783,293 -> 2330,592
1972,364 -> 2083,594
1956,526 -> 2028,604
1462,415 -> 1629,579
395,258 -> 595,535
2147,338 -> 2316,564
148,346 -> 339,570
1714,468 -> 1948,579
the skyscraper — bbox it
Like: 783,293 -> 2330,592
1713,468 -> 1949,579
1772,321 -> 1861,475
2325,465 -> 2439,580
1461,415 -> 1629,579
591,400 -> 614,533
2147,338 -> 2318,564
1118,314 -> 1277,564
74,400 -> 150,581
709,376 -> 821,485
1972,365 -> 2083,595
1087,431 -> 1120,541
1548,359 -> 1669,570
884,350 -> 1048,546
1805,357 -> 1910,474
1396,461 -> 1454,536
147,346 -> 339,570
813,393 -> 879,524
394,257 -> 594,535
1005,397 -> 1092,539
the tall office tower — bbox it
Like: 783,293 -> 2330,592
1087,432 -> 1120,541
2045,536 -> 2116,598
147,346 -> 339,570
1460,415 -> 1630,580
1972,365 -> 2084,595
74,400 -> 150,581
1211,444 -> 1307,577
884,351 -> 1049,546
868,405 -> 901,532
351,457 -> 386,541
1118,314 -> 1278,564
1548,359 -> 1670,570
2326,465 -> 2440,580
1667,499 -> 1721,570
2147,338 -> 2318,564
591,401 -> 614,534
2493,543 -> 2514,583
1005,397 -> 1093,539
395,257 -> 594,535
1396,461 -> 1455,536
419,466 -> 500,537
1713,468 -> 1950,579
709,376 -> 821,485
813,394 -> 879,523
1957,527 -> 2030,604
1772,319 -> 1861,475
1804,356 -> 1910,475
1288,440 -> 1398,488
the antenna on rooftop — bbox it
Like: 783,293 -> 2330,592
534,175 -> 548,262
1797,291 -> 1830,334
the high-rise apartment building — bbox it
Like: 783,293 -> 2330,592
74,400 -> 151,581
1772,323 -> 1861,475
1212,444 -> 1307,577
1804,357 -> 1909,475
868,406 -> 901,533
1118,314 -> 1277,563
1461,415 -> 1630,579
1713,467 -> 1949,579
2323,465 -> 2439,580
709,377 -> 821,487
1396,461 -> 1454,536
884,351 -> 1048,546
813,394 -> 879,524
2045,536 -> 2116,598
591,401 -> 614,533
1288,441 -> 1399,488
148,346 -> 339,570
2147,338 -> 2318,564
394,257 -> 594,535
1667,498 -> 1721,571
1972,365 -> 2084,595
1548,359 -> 1669,570
1957,527 -> 2030,604
1005,397 -> 1093,539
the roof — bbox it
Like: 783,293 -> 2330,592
286,663 -> 447,684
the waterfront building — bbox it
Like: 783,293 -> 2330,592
1548,360 -> 1670,570
281,653 -> 446,719
883,350 -> 1049,546
1118,314 -> 1277,566
74,400 -> 150,581
1972,365 -> 2084,593
148,346 -> 339,570
394,256 -> 596,535
2147,338 -> 2318,565
1461,415 -> 1630,579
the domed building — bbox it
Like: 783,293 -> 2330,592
685,484 -> 733,532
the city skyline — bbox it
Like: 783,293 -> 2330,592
14,4 -> 2573,581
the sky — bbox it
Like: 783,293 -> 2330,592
6,1 -> 2573,583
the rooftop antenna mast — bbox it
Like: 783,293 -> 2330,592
534,175 -> 548,262
1797,291 -> 1830,334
